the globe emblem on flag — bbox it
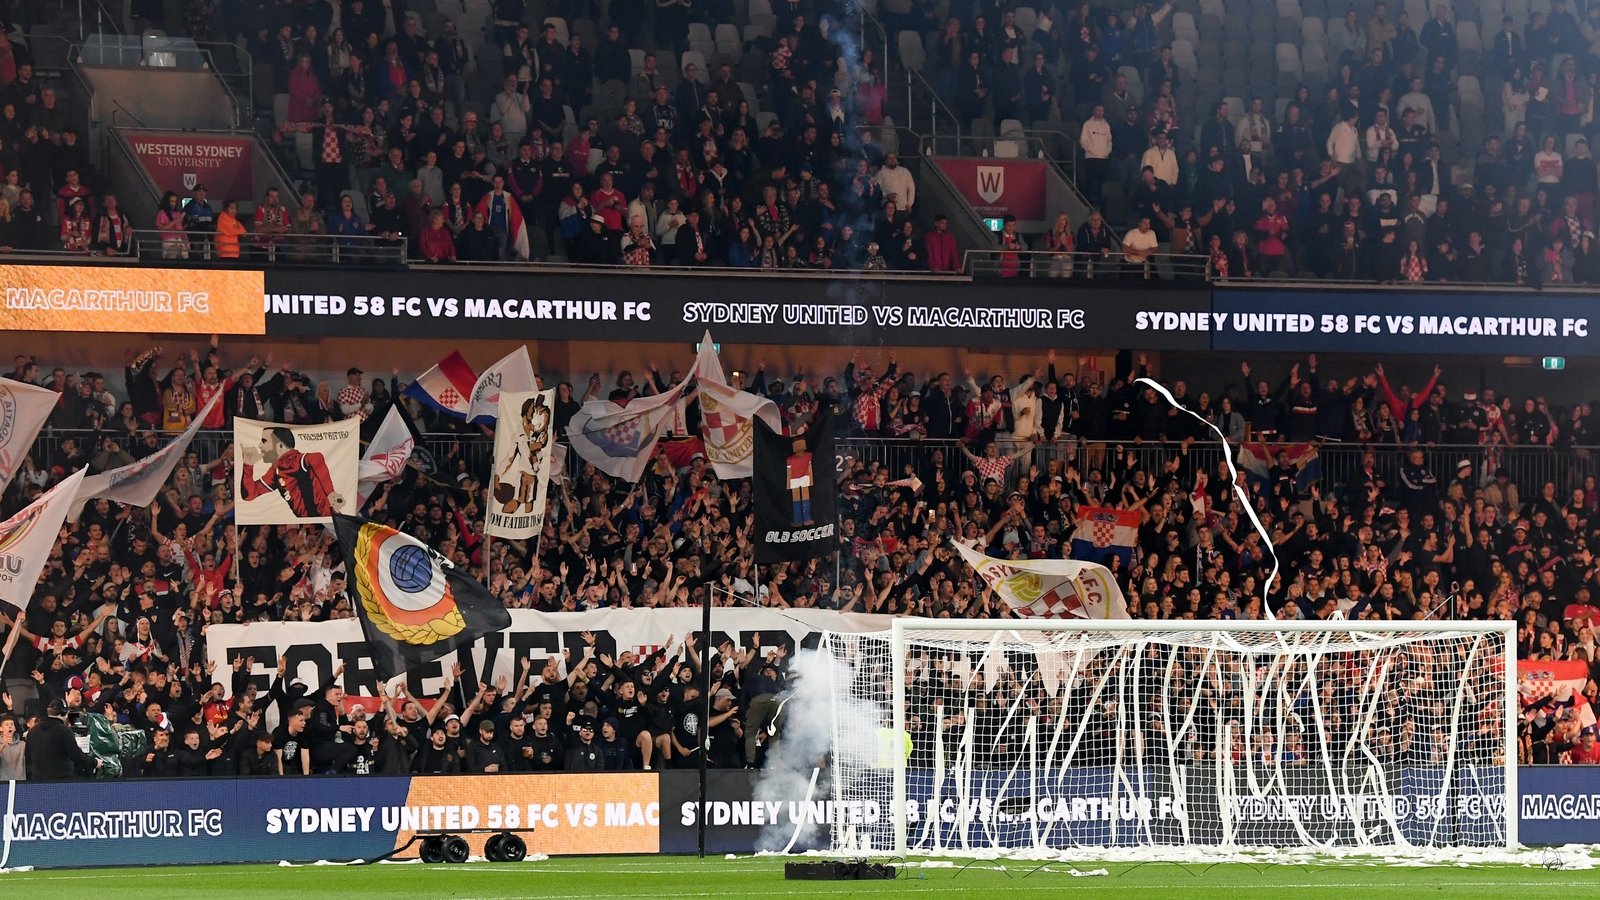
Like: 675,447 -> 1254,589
388,544 -> 434,592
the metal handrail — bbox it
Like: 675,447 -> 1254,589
963,247 -> 1212,280
130,229 -> 408,267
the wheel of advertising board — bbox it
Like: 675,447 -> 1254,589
420,835 -> 444,863
484,833 -> 506,861
499,832 -> 527,862
442,834 -> 471,864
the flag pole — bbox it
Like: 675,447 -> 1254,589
698,566 -> 713,859
482,501 -> 493,589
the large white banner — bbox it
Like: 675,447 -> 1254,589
466,345 -> 537,424
693,334 -> 780,480
486,388 -> 555,539
234,417 -> 360,524
0,377 -> 59,495
206,607 -> 892,702
69,390 -> 224,520
0,468 -> 86,609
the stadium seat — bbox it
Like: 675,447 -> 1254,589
998,118 -> 1025,137
897,31 -> 925,71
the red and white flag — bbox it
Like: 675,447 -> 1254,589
466,345 -> 538,424
952,540 -> 1130,619
356,403 -> 417,508
0,468 -> 86,609
0,377 -> 59,495
693,332 -> 779,479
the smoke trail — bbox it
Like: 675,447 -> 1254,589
751,646 -> 886,852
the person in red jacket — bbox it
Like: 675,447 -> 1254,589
417,208 -> 457,262
924,213 -> 960,273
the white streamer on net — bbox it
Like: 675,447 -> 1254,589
1134,377 -> 1281,620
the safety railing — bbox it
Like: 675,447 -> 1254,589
962,248 -> 1212,280
129,229 -> 408,266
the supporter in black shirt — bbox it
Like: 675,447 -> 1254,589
464,719 -> 507,772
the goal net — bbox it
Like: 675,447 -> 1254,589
822,620 -> 1516,857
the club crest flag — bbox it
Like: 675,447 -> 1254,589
70,390 -> 224,521
567,379 -> 691,482
1069,505 -> 1140,567
356,403 -> 418,509
753,408 -> 837,564
951,541 -> 1130,619
0,378 -> 59,495
487,388 -> 555,539
234,417 -> 360,524
693,332 -> 779,479
334,515 -> 512,681
467,345 -> 537,424
0,467 -> 86,609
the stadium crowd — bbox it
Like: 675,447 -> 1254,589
0,340 -> 1597,778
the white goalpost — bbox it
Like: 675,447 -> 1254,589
822,619 -> 1518,858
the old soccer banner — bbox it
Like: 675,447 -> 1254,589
486,388 -> 555,539
752,408 -> 837,564
234,417 -> 360,524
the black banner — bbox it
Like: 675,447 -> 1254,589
754,409 -> 838,564
262,268 -> 1213,350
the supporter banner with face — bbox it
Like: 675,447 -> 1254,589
123,131 -> 255,206
0,772 -> 659,869
261,269 -> 1214,350
0,264 -> 265,334
205,607 -> 893,702
233,417 -> 360,524
753,409 -> 839,564
487,389 -> 555,539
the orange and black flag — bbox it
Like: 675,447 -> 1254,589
333,515 -> 511,681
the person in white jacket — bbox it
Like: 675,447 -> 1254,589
873,153 -> 916,211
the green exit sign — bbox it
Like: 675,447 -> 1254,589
983,217 -> 1005,231
1543,357 -> 1566,370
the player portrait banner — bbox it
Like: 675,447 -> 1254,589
0,377 -> 59,495
334,515 -> 512,682
233,417 -> 360,524
950,541 -> 1130,619
752,408 -> 837,564
70,390 -> 224,520
0,468 -> 86,609
487,389 -> 555,539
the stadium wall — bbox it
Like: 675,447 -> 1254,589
0,768 -> 1591,868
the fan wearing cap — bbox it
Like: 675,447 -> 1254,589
566,719 -> 604,770
25,700 -> 99,781
413,721 -> 462,774
464,717 -> 508,772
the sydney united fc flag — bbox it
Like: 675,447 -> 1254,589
334,515 -> 511,681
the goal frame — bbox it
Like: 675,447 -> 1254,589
884,617 -> 1520,856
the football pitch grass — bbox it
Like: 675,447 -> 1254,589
1,853 -> 1596,899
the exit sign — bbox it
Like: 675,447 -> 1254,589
1543,357 -> 1566,370
983,217 -> 1004,231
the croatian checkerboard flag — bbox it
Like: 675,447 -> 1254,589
567,377 -> 692,482
952,540 -> 1130,619
1069,506 -> 1139,567
404,350 -> 478,419
693,332 -> 779,479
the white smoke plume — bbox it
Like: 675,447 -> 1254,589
752,645 -> 887,852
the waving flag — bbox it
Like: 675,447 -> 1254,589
466,345 -> 538,424
693,332 -> 780,479
356,402 -> 419,508
1069,506 -> 1139,567
1237,442 -> 1322,495
335,515 -> 512,681
68,390 -> 224,521
0,378 -> 59,495
0,468 -> 86,609
952,541 -> 1130,619
404,350 -> 478,419
486,389 -> 556,539
567,378 -> 692,482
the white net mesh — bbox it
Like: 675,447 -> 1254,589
823,624 -> 1513,856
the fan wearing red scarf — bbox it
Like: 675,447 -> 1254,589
240,426 -> 344,517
